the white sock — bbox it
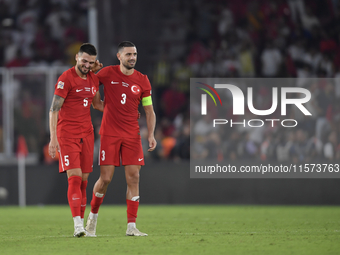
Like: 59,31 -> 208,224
89,212 -> 98,220
128,222 -> 136,228
95,192 -> 104,198
81,218 -> 84,226
73,216 -> 82,227
131,196 -> 140,201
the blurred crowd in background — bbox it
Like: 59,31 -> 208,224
1,0 -> 340,164
0,0 -> 88,68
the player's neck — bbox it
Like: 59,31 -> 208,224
75,66 -> 87,80
120,65 -> 134,76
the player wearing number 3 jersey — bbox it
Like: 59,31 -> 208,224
97,64 -> 150,166
48,43 -> 104,237
85,41 -> 157,237
98,64 -> 151,141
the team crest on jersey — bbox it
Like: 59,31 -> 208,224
57,81 -> 64,89
131,84 -> 141,95
92,87 -> 96,95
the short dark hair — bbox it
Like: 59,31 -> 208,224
79,43 -> 97,56
118,41 -> 136,52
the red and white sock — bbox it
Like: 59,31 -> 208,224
90,192 -> 105,217
126,196 -> 140,224
80,180 -> 88,221
67,176 -> 82,218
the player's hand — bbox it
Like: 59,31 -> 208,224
138,111 -> 141,119
48,137 -> 59,158
91,60 -> 103,73
147,136 -> 157,152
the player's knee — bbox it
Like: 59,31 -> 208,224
100,175 -> 112,186
126,172 -> 139,184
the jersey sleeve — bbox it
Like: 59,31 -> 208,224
54,72 -> 72,99
95,75 -> 100,90
90,71 -> 100,90
141,76 -> 152,106
141,75 -> 152,98
96,66 -> 109,85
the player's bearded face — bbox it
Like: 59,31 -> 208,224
120,47 -> 137,70
76,53 -> 97,75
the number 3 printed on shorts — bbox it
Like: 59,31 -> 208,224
121,93 -> 126,104
101,150 -> 105,161
64,155 -> 69,166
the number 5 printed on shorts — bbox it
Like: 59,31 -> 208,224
64,155 -> 69,166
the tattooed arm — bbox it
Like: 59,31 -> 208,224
49,95 -> 65,158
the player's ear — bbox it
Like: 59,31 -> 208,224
117,52 -> 120,60
75,54 -> 78,62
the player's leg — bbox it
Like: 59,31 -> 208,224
91,165 -> 115,214
66,168 -> 85,237
122,138 -> 147,236
86,135 -> 121,237
85,165 -> 115,237
124,165 -> 148,236
80,173 -> 89,226
79,134 -> 95,226
58,137 -> 85,237
125,165 -> 147,236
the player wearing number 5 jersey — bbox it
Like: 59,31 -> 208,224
85,41 -> 157,237
49,43 -> 104,237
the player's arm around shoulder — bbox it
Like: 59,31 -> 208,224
49,95 -> 65,158
91,60 -> 103,73
143,104 -> 157,152
90,60 -> 105,112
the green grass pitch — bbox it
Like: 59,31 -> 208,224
0,205 -> 339,255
